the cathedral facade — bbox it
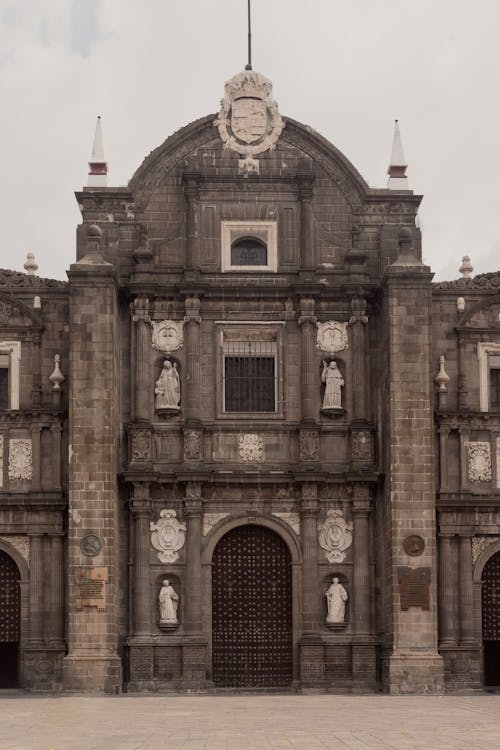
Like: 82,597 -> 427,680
1,69 -> 499,694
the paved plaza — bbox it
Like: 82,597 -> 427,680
0,693 -> 499,750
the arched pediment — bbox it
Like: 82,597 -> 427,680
462,295 -> 500,329
0,293 -> 37,328
128,114 -> 370,210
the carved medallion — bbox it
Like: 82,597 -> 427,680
299,430 -> 319,462
402,535 -> 425,557
80,534 -> 102,557
130,429 -> 152,462
238,433 -> 265,463
151,320 -> 184,354
8,439 -> 32,481
316,321 -> 349,355
318,510 -> 353,563
467,441 -> 492,483
150,509 -> 186,563
214,70 -> 285,165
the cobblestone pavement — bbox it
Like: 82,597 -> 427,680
0,693 -> 499,750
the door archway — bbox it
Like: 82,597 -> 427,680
0,549 -> 21,688
212,524 -> 293,687
482,550 -> 500,686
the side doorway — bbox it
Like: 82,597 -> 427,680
0,549 -> 20,688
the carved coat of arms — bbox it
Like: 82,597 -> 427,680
150,510 -> 186,563
318,510 -> 353,563
151,320 -> 184,354
316,321 -> 349,356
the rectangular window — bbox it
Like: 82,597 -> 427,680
0,355 -> 9,410
490,368 -> 500,411
222,336 -> 278,414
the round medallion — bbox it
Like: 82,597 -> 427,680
80,534 -> 102,557
403,535 -> 425,557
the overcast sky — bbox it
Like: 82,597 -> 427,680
1,0 -> 499,281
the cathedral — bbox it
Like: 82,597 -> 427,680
1,65 -> 499,694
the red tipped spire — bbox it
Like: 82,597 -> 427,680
387,120 -> 409,189
88,116 -> 108,187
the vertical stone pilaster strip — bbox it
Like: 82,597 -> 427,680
353,486 -> 371,635
131,297 -> 151,422
31,331 -> 42,406
132,483 -> 152,637
184,483 -> 203,634
49,534 -> 65,646
459,535 -> 475,646
298,298 -> 317,424
349,297 -> 368,422
31,422 -> 41,492
300,482 -> 319,634
183,173 -> 200,270
438,427 -> 449,492
457,335 -> 468,410
183,297 -> 202,424
29,533 -> 44,645
439,534 -> 457,647
297,171 -> 315,270
51,423 -> 62,491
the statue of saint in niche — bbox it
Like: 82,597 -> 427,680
159,579 -> 179,624
155,359 -> 180,410
325,577 -> 348,624
321,360 -> 344,409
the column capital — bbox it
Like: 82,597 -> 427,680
301,481 -> 318,501
130,296 -> 151,323
131,481 -> 150,501
184,498 -> 203,517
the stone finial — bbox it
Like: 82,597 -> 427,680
387,120 -> 409,189
434,355 -> 450,392
457,297 -> 465,312
88,116 -> 108,187
49,354 -> 65,391
459,255 -> 473,278
23,253 -> 38,276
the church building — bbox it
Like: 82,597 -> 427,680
1,66 -> 499,694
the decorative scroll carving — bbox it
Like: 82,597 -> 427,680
76,566 -> 108,611
318,510 -> 353,563
0,535 -> 30,565
316,321 -> 349,355
299,430 -> 319,462
0,270 -> 67,288
203,512 -> 230,536
130,296 -> 150,323
150,510 -> 186,563
238,433 -> 265,463
8,439 -> 32,481
466,441 -> 492,483
130,429 -> 152,462
433,272 -> 500,290
151,320 -> 184,354
465,304 -> 500,328
472,536 -> 500,564
272,512 -> 300,536
351,431 -> 372,461
184,429 -> 202,461
398,567 -> 431,611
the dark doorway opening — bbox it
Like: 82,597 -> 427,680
482,551 -> 500,686
212,524 -> 293,688
0,550 -> 20,688
0,643 -> 18,688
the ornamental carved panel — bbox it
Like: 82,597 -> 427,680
130,429 -> 152,462
238,434 -> 265,463
299,431 -> 319,462
150,510 -> 186,563
151,320 -> 184,354
466,441 -> 492,483
8,439 -> 32,481
318,510 -> 353,563
184,430 -> 202,461
351,431 -> 372,461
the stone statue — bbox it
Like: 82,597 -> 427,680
159,579 -> 179,624
155,359 -> 180,410
321,360 -> 344,409
325,577 -> 348,624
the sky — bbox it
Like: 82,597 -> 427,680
1,0 -> 499,282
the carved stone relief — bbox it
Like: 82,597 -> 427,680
466,441 -> 492,483
184,430 -> 202,461
318,510 -> 353,563
130,429 -> 152,462
0,535 -> 30,565
238,433 -> 265,463
316,321 -> 349,356
272,512 -> 300,536
8,439 -> 32,481
151,320 -> 184,354
150,510 -> 186,563
299,431 -> 319,462
472,536 -> 500,565
351,431 -> 372,461
203,512 -> 230,536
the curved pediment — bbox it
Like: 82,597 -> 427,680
0,293 -> 37,328
463,296 -> 500,329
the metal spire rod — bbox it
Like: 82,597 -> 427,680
245,0 -> 252,70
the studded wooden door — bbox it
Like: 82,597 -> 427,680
0,550 -> 20,688
483,551 -> 500,686
212,524 -> 292,687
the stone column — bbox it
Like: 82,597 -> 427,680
51,422 -> 62,491
131,483 -> 152,638
183,482 -> 203,634
438,534 -> 457,647
457,335 -> 468,410
130,297 -> 151,422
438,427 -> 450,492
49,534 -> 65,646
298,298 -> 317,424
459,535 -> 475,646
299,482 -> 323,685
349,296 -> 369,422
183,173 -> 200,270
31,422 -> 41,492
352,486 -> 371,635
31,330 -> 42,407
183,296 -> 202,425
297,169 -> 315,271
28,533 -> 44,645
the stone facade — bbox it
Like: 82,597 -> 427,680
1,68 -> 500,693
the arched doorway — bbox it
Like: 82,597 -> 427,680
482,550 -> 500,686
212,524 -> 293,687
0,550 -> 20,688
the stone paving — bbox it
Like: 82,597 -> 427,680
0,693 -> 499,750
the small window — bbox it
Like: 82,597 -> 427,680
0,364 -> 8,410
223,338 -> 277,413
490,368 -> 500,411
230,236 -> 267,267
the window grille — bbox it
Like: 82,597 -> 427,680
230,236 -> 267,266
490,368 -> 500,410
223,339 -> 276,412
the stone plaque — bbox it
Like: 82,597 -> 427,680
402,535 -> 425,557
398,567 -> 431,611
76,566 -> 108,611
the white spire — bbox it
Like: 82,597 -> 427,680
88,116 -> 108,187
387,119 -> 409,189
